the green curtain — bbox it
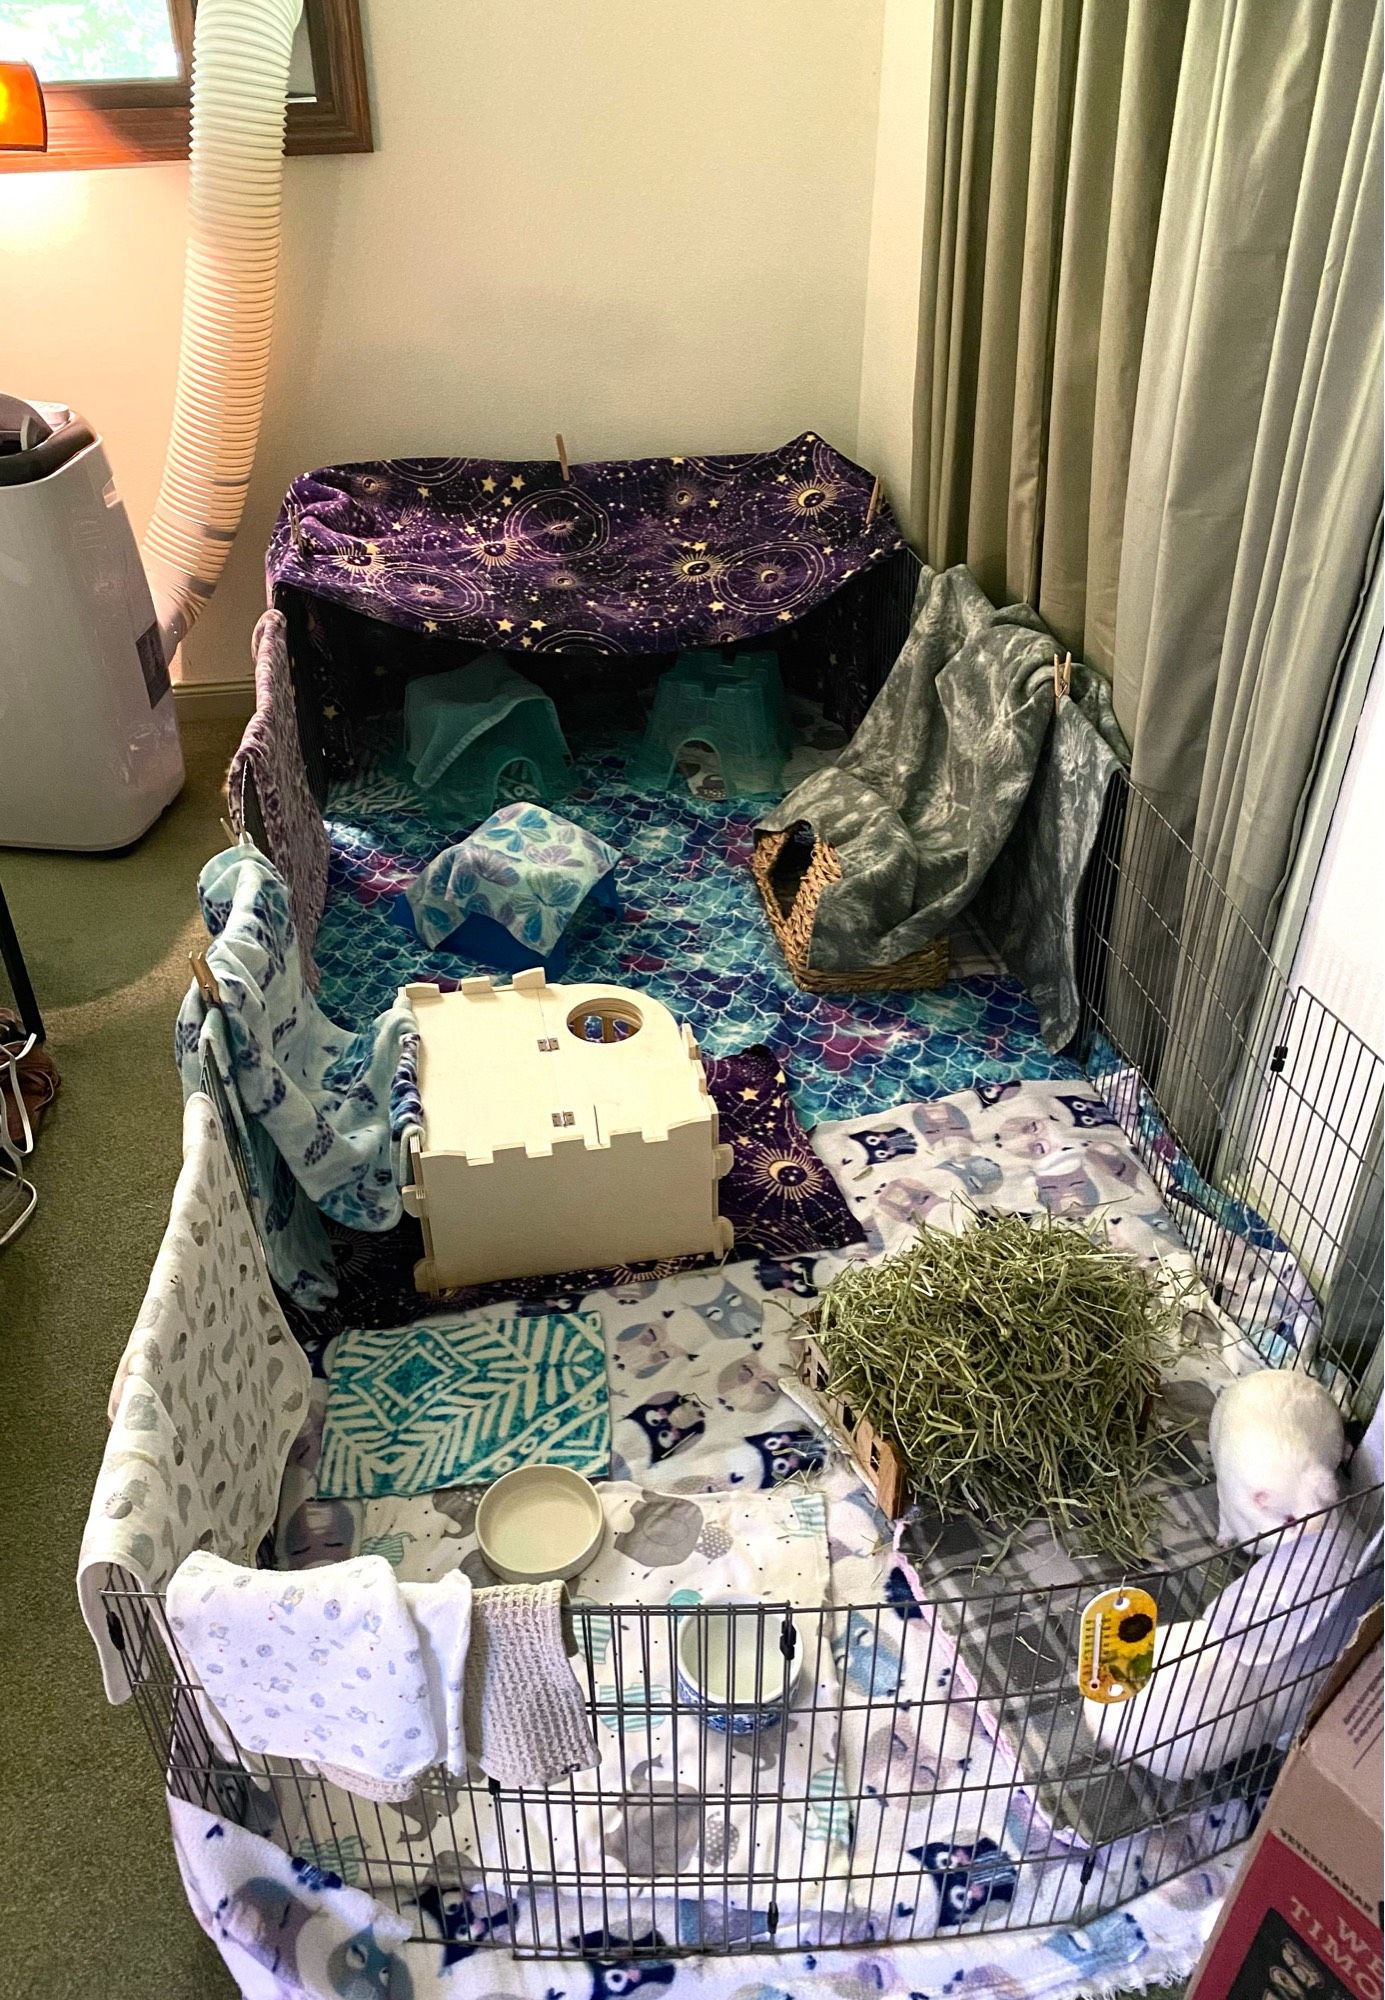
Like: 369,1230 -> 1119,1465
912,0 -> 1187,670
1113,0 -> 1384,948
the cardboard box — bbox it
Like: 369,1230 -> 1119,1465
1187,1606 -> 1383,2000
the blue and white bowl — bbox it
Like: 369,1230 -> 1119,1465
675,1603 -> 803,1735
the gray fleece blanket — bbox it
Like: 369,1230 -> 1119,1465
757,565 -> 1128,1048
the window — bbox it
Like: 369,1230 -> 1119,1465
0,0 -> 371,169
4,1 -> 181,81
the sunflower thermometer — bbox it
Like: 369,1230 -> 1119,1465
1078,1587 -> 1157,1703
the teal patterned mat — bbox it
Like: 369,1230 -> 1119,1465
315,735 -> 1080,1127
317,1309 -> 609,1498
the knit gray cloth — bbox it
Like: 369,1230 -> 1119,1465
463,1579 -> 598,1789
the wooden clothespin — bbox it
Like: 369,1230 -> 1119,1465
1054,651 -> 1072,703
189,948 -> 222,1008
555,433 -> 571,483
864,474 -> 882,530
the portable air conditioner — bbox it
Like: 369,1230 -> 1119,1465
0,395 -> 184,851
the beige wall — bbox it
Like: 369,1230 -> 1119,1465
856,0 -> 933,538
3,0 -> 889,683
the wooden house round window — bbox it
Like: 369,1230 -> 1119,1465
566,999 -> 643,1044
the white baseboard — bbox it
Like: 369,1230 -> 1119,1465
173,678 -> 255,724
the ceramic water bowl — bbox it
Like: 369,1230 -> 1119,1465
675,1602 -> 803,1734
475,1465 -> 604,1584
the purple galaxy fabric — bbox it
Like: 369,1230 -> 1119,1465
267,432 -> 901,654
227,610 -> 331,988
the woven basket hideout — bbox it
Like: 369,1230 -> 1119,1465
751,825 -> 949,994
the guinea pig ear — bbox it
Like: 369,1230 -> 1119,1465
1252,1490 -> 1271,1513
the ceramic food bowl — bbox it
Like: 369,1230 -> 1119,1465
475,1465 -> 605,1584
675,1602 -> 803,1734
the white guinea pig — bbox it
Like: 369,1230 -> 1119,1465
1209,1369 -> 1345,1544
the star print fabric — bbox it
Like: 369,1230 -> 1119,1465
267,432 -> 901,666
706,1043 -> 867,1256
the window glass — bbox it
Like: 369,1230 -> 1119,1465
0,1 -> 179,83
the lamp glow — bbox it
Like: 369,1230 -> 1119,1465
0,60 -> 47,152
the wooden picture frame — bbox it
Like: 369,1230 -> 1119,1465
0,0 -> 372,173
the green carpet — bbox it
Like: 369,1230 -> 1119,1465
0,717 -> 241,2000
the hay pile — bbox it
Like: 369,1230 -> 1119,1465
815,1213 -> 1184,1558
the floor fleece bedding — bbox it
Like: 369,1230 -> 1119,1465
178,743 -> 1307,1991
171,1780 -> 1243,2000
210,1077 -> 1269,1994
313,736 -> 1081,1127
813,1090 -> 1268,1852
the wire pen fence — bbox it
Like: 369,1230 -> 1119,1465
108,709 -> 1383,1964
103,1483 -> 1378,1959
1076,771 -> 1384,1420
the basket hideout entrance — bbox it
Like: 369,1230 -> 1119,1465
751,823 -> 949,993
